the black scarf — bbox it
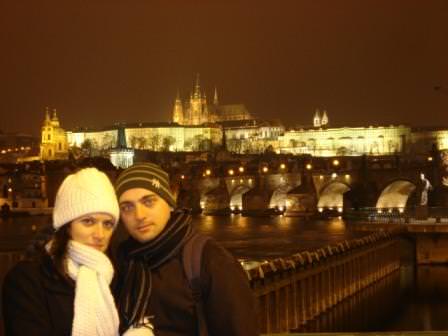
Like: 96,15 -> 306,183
117,209 -> 194,330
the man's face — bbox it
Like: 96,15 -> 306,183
119,188 -> 171,243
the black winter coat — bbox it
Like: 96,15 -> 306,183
115,237 -> 259,336
2,254 -> 75,336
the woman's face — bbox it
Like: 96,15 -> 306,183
69,213 -> 115,252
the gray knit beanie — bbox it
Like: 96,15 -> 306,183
53,168 -> 120,230
115,162 -> 176,207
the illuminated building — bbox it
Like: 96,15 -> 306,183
279,124 -> 410,156
39,108 -> 68,161
223,120 -> 284,154
67,123 -> 223,153
172,74 -> 252,125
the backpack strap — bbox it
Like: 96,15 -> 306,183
182,232 -> 211,336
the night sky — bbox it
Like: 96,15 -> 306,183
1,0 -> 447,136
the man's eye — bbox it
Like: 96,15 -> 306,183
142,199 -> 154,207
120,204 -> 133,212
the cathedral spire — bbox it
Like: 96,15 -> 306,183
194,73 -> 201,98
213,87 -> 219,105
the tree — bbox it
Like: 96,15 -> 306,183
192,134 -> 205,151
162,136 -> 176,151
130,136 -> 138,148
137,137 -> 147,149
101,133 -> 115,150
289,139 -> 298,148
81,139 -> 93,157
148,134 -> 162,151
199,138 -> 212,151
227,139 -> 243,154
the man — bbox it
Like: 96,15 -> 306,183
114,162 -> 259,336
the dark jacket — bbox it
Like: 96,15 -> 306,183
2,254 -> 75,336
115,237 -> 259,336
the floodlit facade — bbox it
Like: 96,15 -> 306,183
66,123 -> 223,153
40,106 -> 448,159
224,120 -> 284,154
40,108 -> 68,161
279,125 -> 410,156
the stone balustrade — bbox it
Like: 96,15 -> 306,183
247,229 -> 402,334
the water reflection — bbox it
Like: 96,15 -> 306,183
385,265 -> 448,331
295,270 -> 403,333
0,214 -> 363,258
192,215 -> 363,260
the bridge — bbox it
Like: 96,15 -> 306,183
174,153 -> 448,216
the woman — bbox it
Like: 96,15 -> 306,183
2,167 -> 121,336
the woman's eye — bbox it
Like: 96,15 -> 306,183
81,218 -> 94,225
103,221 -> 115,229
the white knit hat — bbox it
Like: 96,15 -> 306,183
53,168 -> 120,230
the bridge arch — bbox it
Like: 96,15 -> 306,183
230,184 -> 252,211
269,183 -> 296,210
317,181 -> 351,211
376,179 -> 416,209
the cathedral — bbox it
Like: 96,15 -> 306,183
172,74 -> 252,125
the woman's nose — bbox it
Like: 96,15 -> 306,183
93,224 -> 105,240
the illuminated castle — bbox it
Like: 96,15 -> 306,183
172,74 -> 252,125
40,107 -> 68,161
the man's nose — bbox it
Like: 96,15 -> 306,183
135,203 -> 147,220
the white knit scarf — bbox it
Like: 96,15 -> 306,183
67,240 -> 120,336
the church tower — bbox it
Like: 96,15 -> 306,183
200,92 -> 209,124
40,107 -> 68,161
321,110 -> 328,126
313,109 -> 321,128
110,127 -> 134,168
213,87 -> 219,106
172,91 -> 184,125
190,74 -> 203,125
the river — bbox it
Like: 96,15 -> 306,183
1,214 -> 448,332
